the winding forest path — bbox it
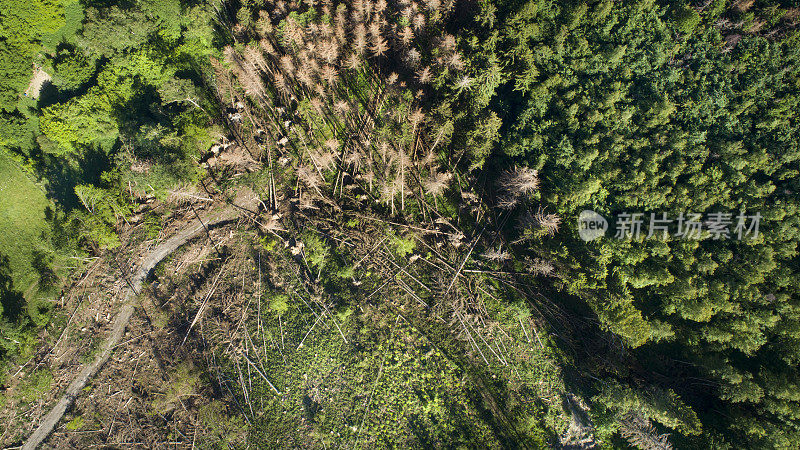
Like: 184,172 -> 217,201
23,204 -> 249,449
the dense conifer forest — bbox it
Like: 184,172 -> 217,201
1,0 -> 800,448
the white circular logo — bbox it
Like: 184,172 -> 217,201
578,210 -> 607,241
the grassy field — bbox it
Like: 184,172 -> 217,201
0,152 -> 53,302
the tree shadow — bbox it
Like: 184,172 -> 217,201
0,254 -> 25,323
31,248 -> 57,289
35,142 -> 114,212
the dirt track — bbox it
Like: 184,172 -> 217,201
23,206 -> 244,449
23,68 -> 50,99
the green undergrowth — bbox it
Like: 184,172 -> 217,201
228,297 -> 555,447
203,226 -> 572,448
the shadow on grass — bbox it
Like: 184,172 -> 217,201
0,254 -> 25,324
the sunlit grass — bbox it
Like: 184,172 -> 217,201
0,152 -> 52,299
